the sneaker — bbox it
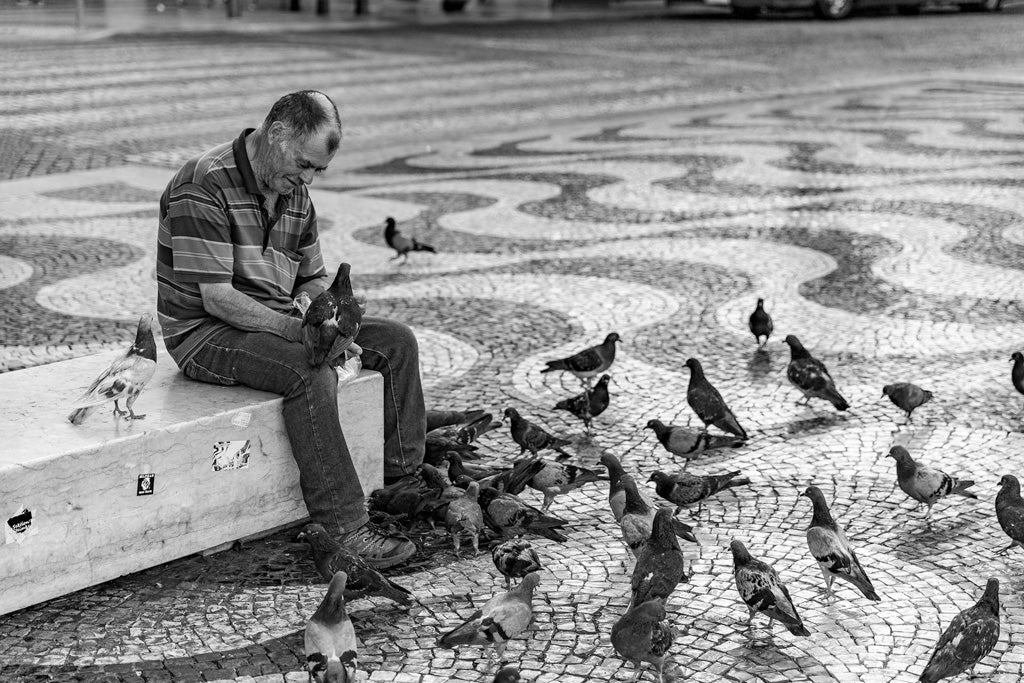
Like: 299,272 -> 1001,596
341,522 -> 416,569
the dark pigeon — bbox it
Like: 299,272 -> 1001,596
684,357 -> 748,440
919,579 -> 1000,683
749,298 -> 774,348
383,216 -> 435,263
302,262 -> 362,368
730,539 -> 809,637
648,470 -> 751,515
996,474 -> 1024,555
784,335 -> 849,411
882,382 -> 934,423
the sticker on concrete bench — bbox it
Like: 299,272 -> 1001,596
230,412 -> 252,429
213,440 -> 251,471
137,473 -> 155,496
5,507 -> 35,545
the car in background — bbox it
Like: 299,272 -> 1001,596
724,0 -> 1002,19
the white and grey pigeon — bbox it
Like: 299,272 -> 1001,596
802,486 -> 880,602
885,446 -> 977,521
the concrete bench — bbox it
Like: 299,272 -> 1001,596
0,352 -> 383,617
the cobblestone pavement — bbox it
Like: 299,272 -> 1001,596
3,12 -> 1024,683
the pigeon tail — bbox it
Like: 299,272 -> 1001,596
784,621 -> 811,637
822,386 -> 850,411
437,609 -> 487,648
411,239 -> 436,253
67,406 -> 96,425
712,415 -> 748,440
952,479 -> 978,499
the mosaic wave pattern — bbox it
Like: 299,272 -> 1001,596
2,79 -> 1024,682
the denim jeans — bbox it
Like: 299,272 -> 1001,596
181,316 -> 426,537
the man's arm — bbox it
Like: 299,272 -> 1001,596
199,282 -> 302,343
293,274 -> 329,301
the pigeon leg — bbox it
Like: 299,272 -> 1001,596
818,569 -> 835,601
541,489 -> 556,511
112,400 -> 127,418
997,541 -> 1021,555
452,535 -> 461,556
630,662 -> 641,682
471,533 -> 479,555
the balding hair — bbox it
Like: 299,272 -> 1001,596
263,90 -> 342,154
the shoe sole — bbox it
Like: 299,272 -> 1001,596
360,541 -> 416,569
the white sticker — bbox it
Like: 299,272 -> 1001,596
231,412 -> 252,429
5,507 -> 36,545
213,440 -> 251,471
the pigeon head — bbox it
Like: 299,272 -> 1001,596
729,539 -> 752,566
130,313 -> 158,360
999,474 -> 1020,494
605,332 -> 622,345
462,480 -> 481,499
311,570 -> 350,627
644,419 -> 666,435
477,486 -> 500,509
684,358 -> 704,377
599,451 -> 625,479
756,297 -> 765,307
648,471 -> 669,486
502,407 -> 520,421
980,578 -> 1000,613
881,384 -> 895,398
801,486 -> 835,526
886,445 -> 912,464
298,523 -> 336,551
784,335 -> 810,358
454,474 -> 475,488
1012,351 -> 1023,364
651,507 -> 680,547
597,374 -> 612,387
493,666 -> 522,683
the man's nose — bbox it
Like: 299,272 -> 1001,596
299,167 -> 316,185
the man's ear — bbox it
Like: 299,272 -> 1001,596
266,120 -> 290,142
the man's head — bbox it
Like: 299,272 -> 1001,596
253,90 -> 342,196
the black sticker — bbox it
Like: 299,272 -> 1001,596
137,473 -> 155,496
7,509 -> 31,534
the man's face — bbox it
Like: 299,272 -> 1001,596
264,124 -> 337,196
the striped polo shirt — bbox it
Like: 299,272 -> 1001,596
156,128 -> 326,367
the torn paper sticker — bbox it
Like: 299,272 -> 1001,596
213,440 -> 251,472
230,412 -> 252,429
5,507 -> 36,545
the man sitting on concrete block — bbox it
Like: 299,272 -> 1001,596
155,89 -> 422,568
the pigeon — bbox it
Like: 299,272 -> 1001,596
427,408 -> 501,445
882,383 -> 934,423
684,358 -> 748,440
437,572 -> 540,662
492,666 -> 521,683
304,571 -> 359,683
749,298 -> 773,348
297,524 -> 413,605
1012,351 -> 1024,414
648,470 -> 751,515
443,451 -> 505,483
885,446 -> 977,520
526,459 -> 606,511
995,474 -> 1024,555
553,373 -> 612,430
301,262 -> 363,369
783,335 -> 849,411
446,480 -> 485,556
68,314 -> 159,425
540,332 -> 621,387
801,486 -> 880,602
478,486 -> 569,542
644,419 -> 745,469
492,537 -> 543,589
619,474 -> 698,559
367,475 -> 443,526
611,598 -> 676,683
630,507 -> 692,606
479,457 -> 547,496
383,216 -> 436,263
600,451 -> 634,524
919,578 -> 1000,683
503,407 -> 572,458
730,539 -> 809,637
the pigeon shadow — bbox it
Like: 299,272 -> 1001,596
746,349 -> 774,378
785,413 -> 845,435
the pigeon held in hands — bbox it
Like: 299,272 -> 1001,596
383,216 -> 436,264
302,262 -> 363,368
68,313 -> 158,425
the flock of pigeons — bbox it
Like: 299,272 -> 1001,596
61,221 -> 1024,683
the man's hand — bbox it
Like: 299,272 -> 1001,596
199,281 -> 305,343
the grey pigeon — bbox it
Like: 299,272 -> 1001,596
68,314 -> 158,425
600,451 -> 633,523
445,480 -> 485,556
996,474 -> 1024,554
885,446 -> 977,520
630,507 -> 692,606
492,537 -> 543,590
784,335 -> 849,411
503,407 -> 571,458
684,358 -> 748,440
478,485 -> 569,542
554,373 -> 611,431
437,572 -> 539,662
619,474 -> 698,559
919,579 -> 1000,683
730,539 -> 809,637
645,419 -> 745,469
384,216 -> 435,263
802,486 -> 880,602
882,382 -> 933,423
302,262 -> 362,368
298,524 -> 414,605
304,571 -> 358,683
1012,352 -> 1024,414
526,459 -> 605,510
648,470 -> 751,515
749,298 -> 773,348
541,332 -> 621,387
611,598 -> 675,683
